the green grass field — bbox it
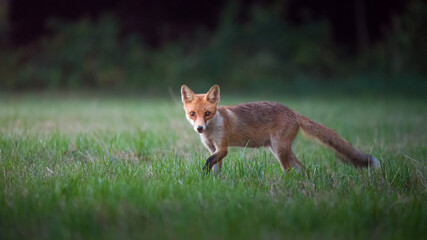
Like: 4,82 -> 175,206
0,94 -> 426,240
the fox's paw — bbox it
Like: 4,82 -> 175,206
201,165 -> 211,175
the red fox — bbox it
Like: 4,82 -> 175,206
181,84 -> 379,173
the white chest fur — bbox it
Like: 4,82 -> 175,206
200,111 -> 224,151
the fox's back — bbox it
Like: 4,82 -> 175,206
219,101 -> 299,147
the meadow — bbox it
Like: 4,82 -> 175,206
0,93 -> 426,239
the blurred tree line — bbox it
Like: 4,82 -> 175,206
0,0 -> 426,95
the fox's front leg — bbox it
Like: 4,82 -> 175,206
202,149 -> 228,173
212,160 -> 223,173
205,144 -> 222,174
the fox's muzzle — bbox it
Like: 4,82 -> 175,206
197,126 -> 204,133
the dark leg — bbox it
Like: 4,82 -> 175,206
202,149 -> 228,174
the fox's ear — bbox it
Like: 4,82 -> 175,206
181,85 -> 195,103
205,84 -> 220,103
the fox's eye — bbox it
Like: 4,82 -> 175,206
189,111 -> 195,117
205,111 -> 211,117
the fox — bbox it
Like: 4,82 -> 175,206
181,84 -> 379,173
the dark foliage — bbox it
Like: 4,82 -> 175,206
0,1 -> 426,96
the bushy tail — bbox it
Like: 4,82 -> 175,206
298,114 -> 379,168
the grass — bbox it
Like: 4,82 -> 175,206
0,93 -> 426,239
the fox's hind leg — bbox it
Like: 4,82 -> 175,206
270,146 -> 302,173
270,135 -> 290,171
270,126 -> 301,173
289,150 -> 303,172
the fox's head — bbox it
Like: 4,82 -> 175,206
181,84 -> 220,133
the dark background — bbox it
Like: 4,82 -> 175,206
1,0 -> 426,95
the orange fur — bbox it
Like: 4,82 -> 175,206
181,84 -> 379,173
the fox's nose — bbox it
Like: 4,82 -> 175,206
197,126 -> 204,133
